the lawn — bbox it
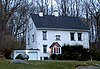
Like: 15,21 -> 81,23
0,59 -> 100,69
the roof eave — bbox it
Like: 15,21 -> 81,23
36,28 -> 89,32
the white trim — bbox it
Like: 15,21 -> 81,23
37,28 -> 89,32
12,50 -> 40,60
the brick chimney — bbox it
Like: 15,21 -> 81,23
53,10 -> 59,17
39,12 -> 43,17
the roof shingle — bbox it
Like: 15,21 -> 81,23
30,14 -> 89,30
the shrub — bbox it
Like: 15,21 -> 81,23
50,54 -> 56,60
4,48 -> 13,59
50,44 -> 100,61
61,44 -> 89,61
89,49 -> 100,61
0,35 -> 20,59
50,54 -> 62,60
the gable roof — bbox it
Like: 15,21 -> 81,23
50,42 -> 61,48
30,14 -> 89,30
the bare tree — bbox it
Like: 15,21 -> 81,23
9,0 -> 29,48
0,0 -> 21,52
44,0 -> 50,15
0,0 -> 21,34
61,0 -> 67,16
84,0 -> 100,49
0,0 -> 29,56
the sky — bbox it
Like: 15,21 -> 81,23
29,0 -> 57,6
28,0 -> 58,10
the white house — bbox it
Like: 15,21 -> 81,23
12,12 -> 89,60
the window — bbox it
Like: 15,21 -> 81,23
32,35 -> 34,42
30,24 -> 31,29
51,47 -> 61,54
43,45 -> 47,53
28,38 -> 30,45
31,23 -> 33,29
54,47 -> 60,54
56,35 -> 61,40
28,26 -> 30,32
70,33 -> 75,41
59,48 -> 60,53
78,33 -> 82,41
43,31 -> 47,40
44,57 -> 48,60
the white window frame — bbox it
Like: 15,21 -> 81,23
56,35 -> 61,40
78,33 -> 82,41
28,38 -> 30,45
43,31 -> 47,40
51,46 -> 61,54
70,32 -> 75,41
32,35 -> 34,42
43,45 -> 47,53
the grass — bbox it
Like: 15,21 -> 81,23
0,59 -> 100,69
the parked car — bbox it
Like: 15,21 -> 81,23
15,54 -> 29,60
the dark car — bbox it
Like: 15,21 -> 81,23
15,54 -> 29,60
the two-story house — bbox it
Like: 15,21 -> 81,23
25,12 -> 89,60
12,12 -> 89,60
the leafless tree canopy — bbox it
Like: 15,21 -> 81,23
0,0 -> 29,54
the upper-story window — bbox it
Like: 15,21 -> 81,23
70,33 -> 75,41
31,23 -> 33,29
43,45 -> 47,53
56,35 -> 61,40
28,38 -> 30,45
78,33 -> 82,41
28,26 -> 30,32
28,23 -> 33,31
43,31 -> 47,40
32,35 -> 34,42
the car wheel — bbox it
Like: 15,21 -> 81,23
21,58 -> 24,60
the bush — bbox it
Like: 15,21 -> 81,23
50,54 -> 62,60
61,52 -> 71,60
61,44 -> 89,61
4,48 -> 13,59
50,44 -> 100,61
89,49 -> 100,61
0,35 -> 20,59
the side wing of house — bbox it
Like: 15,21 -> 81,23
26,15 -> 37,49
